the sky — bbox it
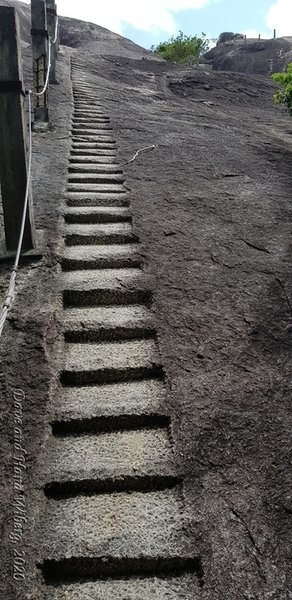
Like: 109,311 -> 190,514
22,0 -> 292,49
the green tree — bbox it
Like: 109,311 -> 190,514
272,63 -> 292,115
151,31 -> 210,65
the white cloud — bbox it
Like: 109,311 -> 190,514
266,0 -> 292,37
21,0 -> 212,35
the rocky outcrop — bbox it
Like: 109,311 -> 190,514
205,35 -> 292,76
217,31 -> 244,45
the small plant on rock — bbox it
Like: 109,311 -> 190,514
272,63 -> 292,115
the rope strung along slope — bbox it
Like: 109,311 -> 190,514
0,17 -> 59,338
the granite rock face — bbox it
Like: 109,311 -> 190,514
217,31 -> 244,45
206,35 -> 292,75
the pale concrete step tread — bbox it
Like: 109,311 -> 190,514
62,244 -> 141,269
55,380 -> 167,423
64,207 -> 130,223
69,157 -> 117,163
72,121 -> 111,125
40,488 -> 194,560
71,150 -> 117,156
68,174 -> 124,182
71,144 -> 116,149
66,195 -> 129,207
68,165 -> 122,173
66,192 -> 127,198
43,428 -> 175,486
65,223 -> 135,244
72,134 -> 114,139
72,130 -> 113,136
72,119 -> 110,124
63,244 -> 140,258
73,113 -> 107,117
44,577 -> 200,599
72,140 -> 116,145
62,268 -> 149,308
62,268 -> 145,291
64,206 -> 129,214
63,304 -> 153,330
65,222 -> 132,234
67,185 -> 125,194
63,339 -> 160,374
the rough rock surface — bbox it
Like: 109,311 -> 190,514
205,35 -> 292,75
0,1 -> 291,600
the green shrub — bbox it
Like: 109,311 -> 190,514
151,31 -> 209,65
272,63 -> 292,115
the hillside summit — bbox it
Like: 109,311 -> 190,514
205,30 -> 292,75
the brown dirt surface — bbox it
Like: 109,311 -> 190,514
0,2 -> 291,600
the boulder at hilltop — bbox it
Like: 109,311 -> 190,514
205,36 -> 292,75
217,31 -> 244,45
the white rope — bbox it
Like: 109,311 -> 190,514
0,92 -> 33,337
32,14 -> 59,97
122,144 -> 155,166
33,38 -> 51,97
51,15 -> 59,45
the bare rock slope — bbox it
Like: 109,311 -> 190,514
0,3 -> 291,600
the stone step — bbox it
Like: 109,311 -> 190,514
63,305 -> 154,342
72,143 -> 116,150
72,141 -> 116,148
72,129 -> 113,136
52,379 -> 168,434
44,576 -> 200,599
71,148 -> 116,156
72,123 -> 112,130
73,106 -> 110,113
72,116 -> 110,121
67,173 -> 124,184
73,108 -> 106,113
72,116 -> 109,121
66,193 -> 129,207
64,207 -> 130,224
68,165 -> 122,174
67,184 -> 125,194
73,98 -> 103,102
64,222 -> 136,245
71,116 -> 113,126
74,102 -> 103,108
62,244 -> 140,270
40,489 -> 198,580
72,135 -> 114,142
69,156 -> 117,164
73,93 -> 100,97
43,428 -> 176,497
74,91 -> 99,96
73,94 -> 101,99
61,338 -> 162,385
62,268 -> 150,307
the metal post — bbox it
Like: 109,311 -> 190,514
56,3 -> 60,54
46,0 -> 58,84
258,34 -> 261,40
0,7 -> 36,253
31,0 -> 49,125
274,29 -> 276,39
